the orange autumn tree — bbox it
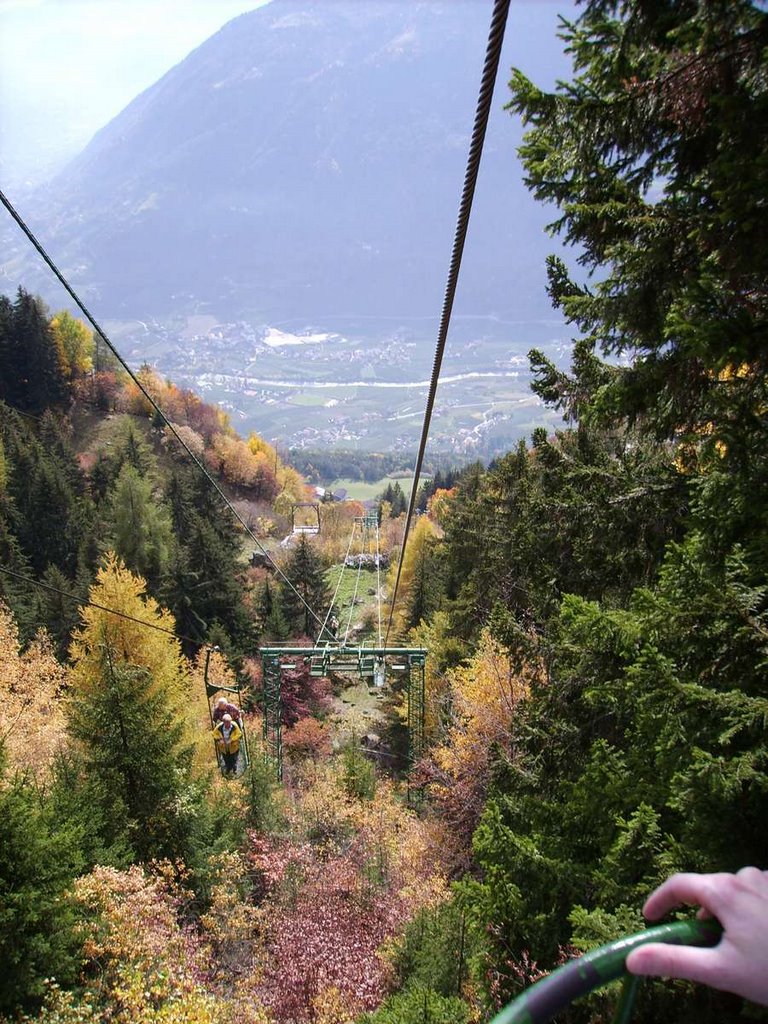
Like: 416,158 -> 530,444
249,432 -> 311,514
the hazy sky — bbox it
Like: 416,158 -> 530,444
0,0 -> 272,185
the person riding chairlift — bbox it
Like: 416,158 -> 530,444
212,695 -> 242,725
212,713 -> 242,776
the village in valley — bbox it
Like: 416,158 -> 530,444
105,313 -> 563,456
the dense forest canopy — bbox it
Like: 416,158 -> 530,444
0,2 -> 767,1023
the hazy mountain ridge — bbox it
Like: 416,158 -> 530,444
8,1 -> 566,326
2,1 -> 574,455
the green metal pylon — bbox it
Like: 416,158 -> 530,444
259,645 -> 427,785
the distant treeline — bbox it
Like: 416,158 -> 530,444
289,449 -> 472,486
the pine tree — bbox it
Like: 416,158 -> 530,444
508,2 -> 768,446
67,653 -> 194,862
280,534 -> 330,638
0,404 -> 96,578
258,577 -> 290,642
36,564 -> 87,660
403,523 -> 443,632
0,750 -> 84,1012
162,465 -> 254,652
0,295 -> 16,408
68,555 -> 198,861
449,6 -> 768,1018
6,289 -> 68,413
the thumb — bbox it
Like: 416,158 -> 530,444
626,943 -> 721,987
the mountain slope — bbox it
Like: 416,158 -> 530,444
8,0 -> 570,326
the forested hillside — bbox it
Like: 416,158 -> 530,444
1,2 -> 767,1023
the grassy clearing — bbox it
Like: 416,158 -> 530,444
325,563 -> 382,641
330,475 -> 419,501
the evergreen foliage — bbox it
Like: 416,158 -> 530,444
378,481 -> 407,517
429,3 -> 768,1019
341,742 -> 377,802
67,653 -> 195,862
161,465 -> 254,652
0,289 -> 68,414
280,534 -> 330,638
256,577 -> 290,642
390,901 -> 477,1001
363,986 -> 469,1024
0,2 -> 766,1014
0,751 -> 84,1012
107,464 -> 173,589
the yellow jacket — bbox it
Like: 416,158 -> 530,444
212,720 -> 242,754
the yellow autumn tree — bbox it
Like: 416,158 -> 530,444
426,486 -> 457,529
67,556 -> 209,860
385,514 -> 439,639
247,431 -> 278,464
276,463 -> 311,508
421,628 -> 538,871
49,310 -> 94,381
248,431 -> 312,512
27,863 -> 270,1024
407,610 -> 466,743
0,600 -> 69,780
69,552 -> 193,715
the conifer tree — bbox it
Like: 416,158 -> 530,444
107,464 -> 172,589
35,564 -> 85,660
3,289 -> 68,413
68,555 -> 197,861
0,403 -> 96,578
0,749 -> 84,1012
67,653 -> 193,861
450,5 -> 768,1018
161,465 -> 253,651
280,534 -> 330,638
258,577 -> 290,641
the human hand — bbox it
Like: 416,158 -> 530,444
626,867 -> 768,1005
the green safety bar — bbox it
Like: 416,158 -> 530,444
490,918 -> 722,1024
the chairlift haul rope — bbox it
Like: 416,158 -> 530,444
385,0 -> 512,642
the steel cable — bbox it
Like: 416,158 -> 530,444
385,0 -> 512,643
